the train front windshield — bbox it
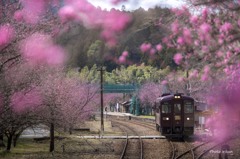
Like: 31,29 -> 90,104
184,100 -> 194,113
174,103 -> 181,113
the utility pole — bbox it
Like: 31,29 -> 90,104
186,70 -> 190,96
98,66 -> 104,134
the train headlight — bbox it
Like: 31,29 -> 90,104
163,117 -> 169,120
187,117 -> 190,120
174,96 -> 181,99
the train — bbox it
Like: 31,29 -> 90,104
155,93 -> 195,138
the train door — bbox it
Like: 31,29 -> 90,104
172,101 -> 184,134
160,101 -> 172,135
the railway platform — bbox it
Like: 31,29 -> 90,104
76,135 -> 166,139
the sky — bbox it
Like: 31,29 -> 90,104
87,0 -> 185,11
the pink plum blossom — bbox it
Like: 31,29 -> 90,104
194,40 -> 200,46
202,45 -> 209,53
171,6 -> 189,17
190,15 -> 198,25
201,65 -> 210,81
202,8 -> 209,20
58,1 -> 131,46
189,69 -> 198,78
118,55 -> 126,63
198,23 -> 212,42
177,36 -> 185,45
122,51 -> 129,57
216,51 -> 223,57
140,43 -> 151,53
14,11 -> 24,22
173,53 -> 183,65
20,33 -> 66,66
0,24 -> 15,47
138,82 -> 163,106
178,77 -> 184,82
183,28 -> 192,45
171,20 -> 179,34
204,65 -> 210,74
156,44 -> 162,51
199,23 -> 212,33
16,0 -> 47,24
150,48 -> 156,55
220,22 -> 233,34
226,51 -> 232,59
58,5 -> 77,22
161,80 -> 168,85
201,74 -> 208,81
11,88 -> 42,113
206,72 -> 240,140
104,10 -> 132,32
218,37 -> 224,44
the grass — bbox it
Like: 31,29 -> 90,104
0,120 -> 117,158
139,115 -> 155,119
0,138 -> 49,158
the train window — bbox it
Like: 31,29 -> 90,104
174,103 -> 181,113
161,102 -> 171,113
184,101 -> 193,113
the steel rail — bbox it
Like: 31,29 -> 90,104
113,120 -> 143,159
170,141 -> 176,159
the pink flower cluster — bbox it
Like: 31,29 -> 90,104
201,65 -> 210,81
190,15 -> 198,25
198,23 -> 212,42
189,69 -> 198,78
0,24 -> 15,47
206,72 -> 240,140
173,53 -> 183,65
140,43 -> 162,56
156,44 -> 162,51
138,82 -> 163,105
220,22 -> 233,34
182,28 -> 192,45
140,43 -> 152,53
118,51 -> 128,64
14,0 -> 48,24
20,33 -> 66,66
11,88 -> 42,113
58,0 -> 131,47
171,6 -> 189,17
171,20 -> 179,35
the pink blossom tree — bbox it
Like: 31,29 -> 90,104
37,69 -> 99,152
0,62 -> 44,151
138,82 -> 163,109
0,0 -> 132,152
156,2 -> 240,140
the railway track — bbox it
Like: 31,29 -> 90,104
171,136 -> 236,159
128,120 -> 156,131
112,120 -> 143,159
169,139 -> 193,159
195,137 -> 235,159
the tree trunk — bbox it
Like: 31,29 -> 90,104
13,132 -> 22,147
0,133 -> 5,147
49,123 -> 54,152
6,134 -> 13,151
69,127 -> 72,135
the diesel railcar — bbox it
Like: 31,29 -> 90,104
155,93 -> 194,137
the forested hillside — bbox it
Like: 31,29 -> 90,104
58,7 -> 177,71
